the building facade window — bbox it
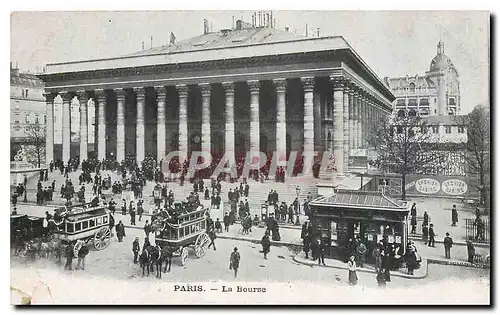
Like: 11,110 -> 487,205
449,98 -> 456,105
458,126 -> 465,133
445,126 -> 451,134
432,126 -> 439,133
409,83 -> 416,93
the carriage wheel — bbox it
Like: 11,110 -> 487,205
180,247 -> 189,266
94,227 -> 111,250
194,232 -> 210,258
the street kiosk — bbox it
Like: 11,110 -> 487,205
309,190 -> 409,261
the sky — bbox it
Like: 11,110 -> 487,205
10,10 -> 489,113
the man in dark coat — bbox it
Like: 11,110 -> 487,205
451,205 -> 458,227
229,247 -> 240,278
132,237 -> 141,263
428,224 -> 436,247
443,232 -> 453,259
317,238 -> 326,265
64,242 -> 74,271
223,213 -> 230,232
423,211 -> 429,227
410,203 -> 417,218
303,233 -> 310,259
76,242 -> 89,270
422,224 -> 429,245
144,220 -> 151,237
116,221 -> 126,242
411,215 -> 417,234
261,231 -> 271,259
467,237 -> 475,263
208,228 -> 217,251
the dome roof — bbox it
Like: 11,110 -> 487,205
429,41 -> 455,71
430,54 -> 454,71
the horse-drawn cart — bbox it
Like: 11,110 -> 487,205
52,204 -> 112,251
154,205 -> 210,266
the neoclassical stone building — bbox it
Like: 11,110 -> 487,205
384,41 -> 461,117
38,20 -> 394,175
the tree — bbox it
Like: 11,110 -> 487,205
367,114 -> 445,200
460,104 -> 490,207
23,121 -> 46,167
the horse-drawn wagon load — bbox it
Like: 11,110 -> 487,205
52,203 -> 112,251
151,203 -> 211,266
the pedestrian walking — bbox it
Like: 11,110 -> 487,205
317,238 -> 325,265
133,237 -> 140,264
144,220 -> 151,238
229,247 -> 240,278
428,224 -> 436,247
116,221 -> 126,242
215,218 -> 222,233
303,234 -> 310,259
208,228 -> 217,251
466,237 -> 475,263
410,215 -> 417,234
410,203 -> 417,217
444,232 -> 453,259
356,239 -> 367,268
76,242 -> 89,270
223,213 -> 230,232
347,255 -> 358,286
261,231 -> 271,259
64,242 -> 74,271
423,211 -> 429,227
422,224 -> 429,245
451,205 -> 458,227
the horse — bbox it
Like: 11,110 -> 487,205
139,248 -> 151,277
148,246 -> 164,278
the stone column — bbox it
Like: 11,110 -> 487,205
199,83 -> 211,155
176,84 -> 189,162
77,90 -> 89,161
360,93 -> 366,148
348,87 -> 355,155
60,91 -> 72,164
248,80 -> 260,159
155,86 -> 167,162
134,87 -> 146,164
222,82 -> 235,167
356,92 -> 362,149
44,92 -> 55,164
330,76 -> 345,177
301,77 -> 315,157
273,78 -> 287,163
114,88 -> 126,163
95,89 -> 107,161
342,83 -> 350,174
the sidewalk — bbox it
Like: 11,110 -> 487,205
292,252 -> 428,279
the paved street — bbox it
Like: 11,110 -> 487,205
10,225 -> 490,304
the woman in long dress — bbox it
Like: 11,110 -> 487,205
347,255 -> 358,286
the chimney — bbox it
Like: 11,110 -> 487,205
142,41 -> 144,50
150,36 -> 153,49
305,23 -> 308,37
285,26 -> 289,32
232,16 -> 235,29
317,28 -> 320,37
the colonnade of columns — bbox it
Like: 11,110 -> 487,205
44,75 -> 389,176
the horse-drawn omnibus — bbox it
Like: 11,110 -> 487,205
153,204 -> 210,266
52,203 -> 112,251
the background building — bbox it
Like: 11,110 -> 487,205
384,41 -> 461,117
10,63 -> 46,164
38,17 -> 395,178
